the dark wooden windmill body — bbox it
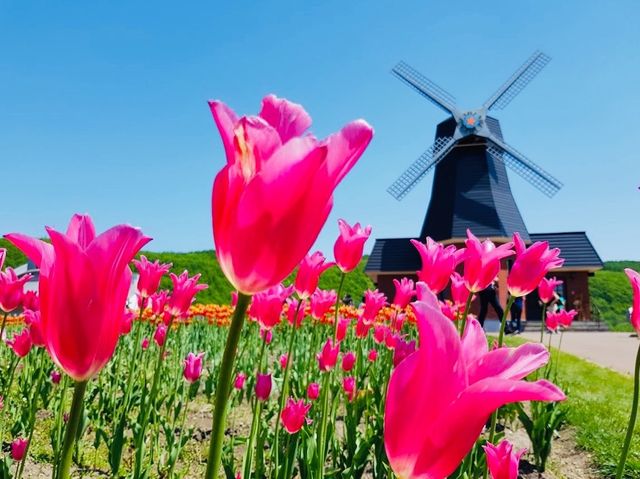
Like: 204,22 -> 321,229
366,52 -> 603,323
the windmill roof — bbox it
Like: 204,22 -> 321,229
365,231 -> 603,274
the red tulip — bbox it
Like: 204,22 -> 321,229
21,290 -> 39,312
10,438 -> 28,461
507,233 -> 564,298
355,317 -> 372,339
411,238 -> 465,294
0,267 -> 31,313
373,325 -> 388,344
392,277 -> 415,309
24,309 -> 44,347
231,291 -> 238,307
362,289 -> 386,321
5,214 -> 150,381
167,271 -> 208,318
6,328 -> 32,357
280,397 -> 312,434
307,382 -> 320,400
51,370 -> 62,384
343,376 -> 356,401
336,317 -> 350,342
392,337 -> 416,367
384,284 -> 564,479
210,95 -> 373,294
538,277 -> 563,304
626,269 -> 640,333
317,338 -> 340,372
255,373 -> 272,401
132,255 -> 172,298
341,351 -> 356,372
368,349 -> 378,362
120,310 -> 135,336
484,440 -> 526,479
141,338 -> 150,350
310,289 -> 337,320
295,251 -> 333,299
463,230 -> 514,293
183,352 -> 205,383
334,219 -> 372,273
557,309 -> 578,329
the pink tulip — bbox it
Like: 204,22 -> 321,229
317,337 -> 340,372
234,373 -> 246,390
484,440 -> 526,479
153,324 -> 167,347
250,284 -> 292,330
463,230 -> 514,293
255,373 -> 272,401
280,397 -> 312,434
120,310 -> 135,336
355,316 -> 371,338
392,277 -> 415,309
411,238 -> 465,294
21,290 -> 39,312
342,351 -> 356,372
11,438 -> 28,461
336,317 -> 350,342
368,349 -> 378,362
384,283 -> 564,479
310,289 -> 337,320
373,324 -> 388,344
5,214 -> 150,381
392,337 -> 416,367
141,338 -> 150,350
626,269 -> 640,333
24,309 -> 44,347
557,309 -> 578,329
259,328 -> 273,344
343,376 -> 356,401
545,312 -> 560,333
231,291 -> 238,307
362,289 -> 386,321
334,219 -> 372,274
167,271 -> 208,318
149,291 -> 170,317
0,248 -> 4,269
295,251 -> 333,299
210,95 -> 373,294
279,354 -> 288,369
132,255 -> 172,298
0,267 -> 31,313
6,328 -> 32,357
440,300 -> 458,321
393,313 -> 407,332
507,233 -> 564,298
450,272 -> 470,308
183,352 -> 205,383
51,370 -> 62,384
286,298 -> 307,328
307,382 -> 320,400
538,277 -> 563,304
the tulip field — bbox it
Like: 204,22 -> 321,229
0,95 -> 639,479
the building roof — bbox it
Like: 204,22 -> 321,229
365,231 -> 603,275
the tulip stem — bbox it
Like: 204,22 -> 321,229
243,336 -> 267,479
57,380 -> 88,479
333,273 -> 346,339
616,342 -> 640,479
540,303 -> 547,343
459,294 -> 474,336
0,312 -> 7,341
316,371 -> 332,479
273,300 -> 303,476
205,292 -> 251,479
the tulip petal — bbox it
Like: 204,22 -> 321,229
322,120 -> 373,187
258,94 -> 312,143
4,233 -> 55,273
65,214 -> 96,250
414,379 -> 564,478
208,100 -> 240,164
467,342 -> 550,384
461,317 -> 489,367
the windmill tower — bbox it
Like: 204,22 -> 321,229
365,51 -> 603,323
388,51 -> 561,241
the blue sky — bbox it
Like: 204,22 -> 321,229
1,1 -> 638,260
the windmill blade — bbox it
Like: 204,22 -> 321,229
483,51 -> 551,111
486,138 -> 563,197
387,136 -> 457,200
392,61 -> 459,116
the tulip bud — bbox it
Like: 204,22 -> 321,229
341,351 -> 356,372
343,376 -> 356,401
11,438 -> 28,461
280,397 -> 312,434
51,370 -> 62,385
307,382 -> 320,400
234,373 -> 246,390
367,349 -> 378,363
279,354 -> 288,369
255,373 -> 272,401
317,338 -> 340,372
183,352 -> 205,383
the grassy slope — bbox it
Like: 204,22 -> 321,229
2,236 -> 635,328
504,335 -> 640,477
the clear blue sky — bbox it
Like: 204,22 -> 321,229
1,1 -> 638,260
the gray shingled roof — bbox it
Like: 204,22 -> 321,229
365,231 -> 603,273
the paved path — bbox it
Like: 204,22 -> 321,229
519,331 -> 639,375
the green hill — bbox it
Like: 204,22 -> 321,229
2,237 -> 636,328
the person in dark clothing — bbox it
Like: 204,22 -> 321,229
510,296 -> 524,333
478,281 -> 504,327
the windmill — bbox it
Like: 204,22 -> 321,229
388,51 -> 562,241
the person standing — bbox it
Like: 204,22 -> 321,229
478,280 -> 504,327
510,296 -> 523,333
